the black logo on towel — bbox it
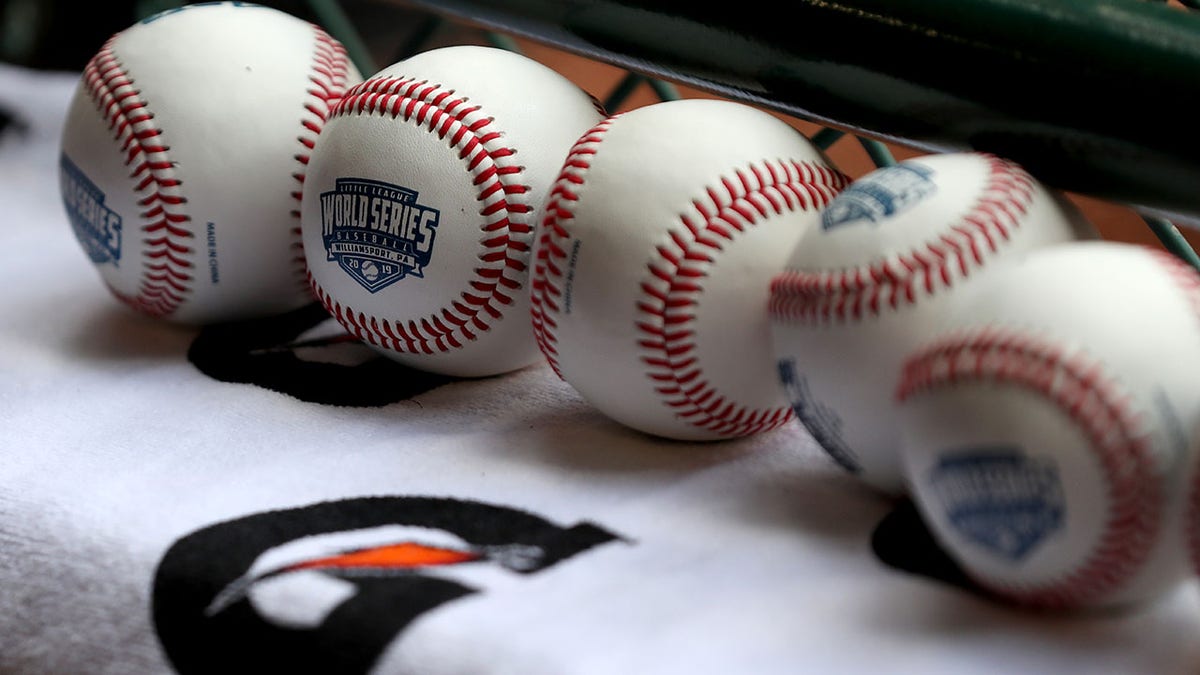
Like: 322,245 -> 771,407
152,496 -> 622,674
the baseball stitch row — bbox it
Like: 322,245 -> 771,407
310,76 -> 532,355
767,154 -> 1035,323
85,37 -> 193,318
1144,248 -> 1200,576
529,116 -> 615,377
895,327 -> 1160,609
637,160 -> 850,437
1147,247 -> 1200,325
290,26 -> 354,295
528,112 -> 850,436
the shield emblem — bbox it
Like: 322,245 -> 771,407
820,162 -> 937,230
320,177 -> 440,293
928,447 -> 1065,562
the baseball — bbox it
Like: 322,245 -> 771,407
59,2 -> 361,324
302,45 -> 605,377
529,98 -> 849,441
894,241 -> 1200,610
768,152 -> 1098,495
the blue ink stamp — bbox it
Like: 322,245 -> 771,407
320,178 -> 440,293
777,358 -> 861,474
928,447 -> 1065,562
60,154 -> 122,266
821,163 -> 937,230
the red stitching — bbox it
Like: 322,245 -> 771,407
309,76 -> 533,355
642,161 -> 848,436
530,116 -> 615,376
768,154 -> 1035,323
1140,246 -> 1200,579
291,26 -> 355,296
83,26 -> 352,318
895,327 -> 1160,609
530,114 -> 850,437
83,38 -> 194,318
1146,246 -> 1200,327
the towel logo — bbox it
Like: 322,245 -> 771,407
320,177 -> 440,292
821,163 -> 936,229
187,303 -> 457,406
153,496 -> 623,674
60,154 -> 122,265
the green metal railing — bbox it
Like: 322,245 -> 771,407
14,0 -> 1187,270
301,0 -> 1200,272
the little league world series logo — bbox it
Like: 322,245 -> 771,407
320,177 -> 440,292
928,447 -> 1065,562
59,154 -> 122,265
775,358 -> 862,475
821,162 -> 936,230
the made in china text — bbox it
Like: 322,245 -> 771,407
320,178 -> 440,293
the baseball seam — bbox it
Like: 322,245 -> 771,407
290,26 -> 354,296
531,114 -> 850,437
309,76 -> 532,354
767,154 -> 1035,323
84,37 -> 193,318
1148,247 -> 1200,326
530,117 -> 614,376
895,326 -> 1159,609
1145,247 -> 1200,578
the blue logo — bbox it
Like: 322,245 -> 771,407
821,163 -> 936,229
320,178 -> 440,293
928,447 -> 1064,562
776,358 -> 861,474
60,154 -> 122,265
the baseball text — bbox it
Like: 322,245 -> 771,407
206,222 -> 219,284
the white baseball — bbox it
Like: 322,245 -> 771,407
302,45 -> 605,377
768,152 -> 1098,495
529,98 -> 849,441
58,2 -> 361,324
895,241 -> 1200,610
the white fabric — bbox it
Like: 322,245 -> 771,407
2,62 -> 1199,675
